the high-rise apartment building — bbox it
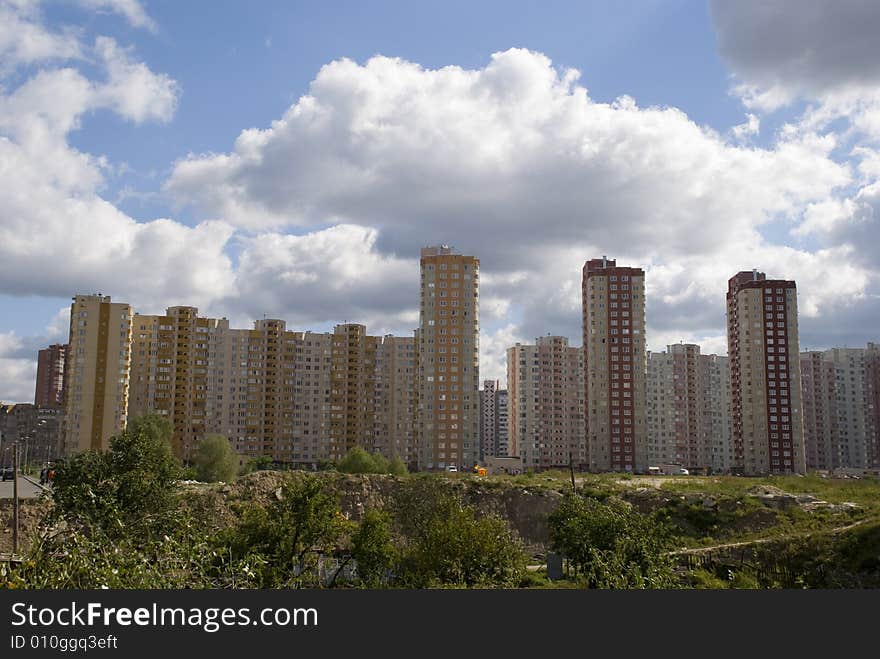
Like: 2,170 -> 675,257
647,345 -> 731,473
416,245 -> 479,470
329,324 -> 379,461
479,379 -> 512,460
375,335 -> 416,464
508,336 -> 585,471
868,343 -> 880,469
706,354 -> 733,473
219,320 -> 332,465
480,380 -> 499,461
62,294 -> 132,455
35,343 -> 67,408
496,388 -> 510,457
129,307 -> 229,460
128,310 -> 415,467
582,257 -> 647,472
800,345 -> 880,471
800,350 -> 840,471
727,270 -> 805,475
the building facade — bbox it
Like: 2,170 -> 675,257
582,257 -> 647,472
415,245 -> 480,470
128,309 -> 415,467
800,345 -> 880,471
375,335 -> 416,464
479,380 -> 500,461
496,389 -> 510,458
647,345 -> 731,473
706,354 -> 733,473
62,294 -> 132,455
478,380 -> 512,461
129,307 -> 230,461
35,343 -> 67,408
727,271 -> 805,475
329,324 -> 379,461
507,336 -> 585,471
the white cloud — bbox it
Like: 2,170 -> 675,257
93,36 -> 178,122
163,47 -> 879,385
0,1 -> 82,71
479,324 -> 526,387
731,112 -> 760,141
167,48 -> 850,256
75,0 -> 157,33
3,8 -> 880,405
227,224 -> 417,333
0,331 -> 36,403
45,306 -> 70,340
0,3 -> 234,317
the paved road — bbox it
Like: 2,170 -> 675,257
0,475 -> 45,499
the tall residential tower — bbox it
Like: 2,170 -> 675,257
35,343 -> 67,408
416,245 -> 479,469
62,294 -> 132,455
582,257 -> 647,472
727,270 -> 805,474
508,336 -> 585,471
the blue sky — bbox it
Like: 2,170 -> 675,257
2,0 -> 879,402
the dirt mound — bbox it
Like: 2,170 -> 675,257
747,484 -> 792,498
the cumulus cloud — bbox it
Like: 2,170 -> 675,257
0,1 -> 82,70
4,18 -> 880,404
166,48 -> 877,379
0,3 -> 233,311
226,224 -> 417,333
710,0 -> 880,109
167,49 -> 850,265
480,324 -> 527,386
0,332 -> 38,402
93,36 -> 179,122
76,0 -> 157,32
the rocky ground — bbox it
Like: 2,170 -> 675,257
2,471 -> 870,558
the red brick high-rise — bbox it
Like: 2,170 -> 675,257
35,343 -> 68,408
582,257 -> 647,472
727,270 -> 805,474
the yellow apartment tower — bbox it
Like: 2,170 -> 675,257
128,307 -> 229,461
416,245 -> 480,470
62,294 -> 133,455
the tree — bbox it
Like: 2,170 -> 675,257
548,493 -> 677,589
391,477 -> 526,587
337,446 -> 390,474
192,434 -> 238,483
220,473 -> 353,587
387,455 -> 408,476
50,413 -> 182,539
350,510 -> 397,587
240,455 -> 274,476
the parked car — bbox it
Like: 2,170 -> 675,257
445,465 -> 458,472
1,466 -> 14,481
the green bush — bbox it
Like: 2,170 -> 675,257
548,493 -> 677,589
337,446 -> 408,476
391,478 -> 527,588
192,434 -> 239,483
